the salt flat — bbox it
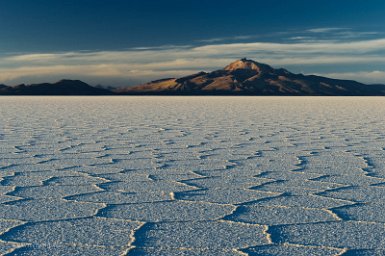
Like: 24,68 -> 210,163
0,96 -> 385,255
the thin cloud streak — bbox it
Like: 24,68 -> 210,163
197,35 -> 257,43
307,27 -> 349,33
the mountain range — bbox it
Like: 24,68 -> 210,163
1,59 -> 385,96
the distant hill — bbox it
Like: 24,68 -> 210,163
0,80 -> 114,95
116,59 -> 385,96
1,60 -> 385,96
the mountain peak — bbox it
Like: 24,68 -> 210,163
224,58 -> 273,73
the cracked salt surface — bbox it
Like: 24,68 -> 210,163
0,96 -> 385,255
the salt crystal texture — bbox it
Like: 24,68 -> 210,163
0,96 -> 384,255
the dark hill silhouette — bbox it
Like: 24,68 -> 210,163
0,80 -> 114,95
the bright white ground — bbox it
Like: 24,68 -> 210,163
0,96 -> 385,255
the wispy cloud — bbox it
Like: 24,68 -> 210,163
307,27 -> 348,33
334,31 -> 380,39
295,27 -> 382,42
197,35 -> 256,43
1,36 -> 385,86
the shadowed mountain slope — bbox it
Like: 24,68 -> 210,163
116,59 -> 385,96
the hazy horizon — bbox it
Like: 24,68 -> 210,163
2,59 -> 385,88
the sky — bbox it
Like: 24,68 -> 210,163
0,0 -> 385,86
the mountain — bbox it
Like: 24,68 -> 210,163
1,60 -> 385,96
116,59 -> 385,96
0,80 -> 114,95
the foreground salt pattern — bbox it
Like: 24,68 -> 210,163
0,97 -> 385,255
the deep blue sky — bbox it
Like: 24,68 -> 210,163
1,0 -> 384,51
0,0 -> 385,86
